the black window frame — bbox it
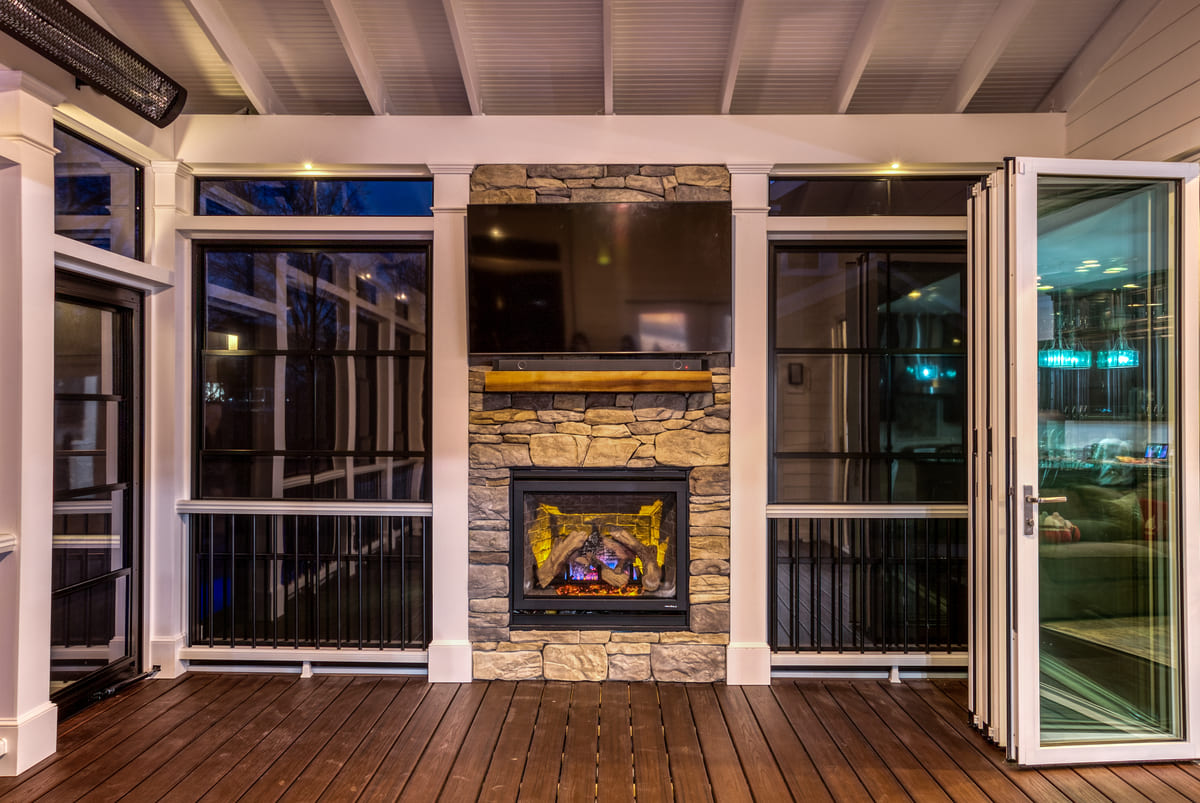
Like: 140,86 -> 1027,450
193,241 -> 433,502
769,242 -> 969,504
768,175 -> 981,217
53,123 -> 144,260
194,176 -> 435,217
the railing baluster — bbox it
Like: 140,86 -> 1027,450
186,511 -> 430,651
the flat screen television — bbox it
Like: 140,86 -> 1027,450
468,201 -> 732,354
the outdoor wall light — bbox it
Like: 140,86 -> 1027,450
0,0 -> 187,126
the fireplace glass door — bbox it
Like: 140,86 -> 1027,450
511,470 -> 688,620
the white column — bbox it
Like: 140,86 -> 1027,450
0,72 -> 63,775
146,160 -> 192,678
726,163 -> 773,684
426,165 -> 473,681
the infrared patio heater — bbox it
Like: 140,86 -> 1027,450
0,0 -> 187,126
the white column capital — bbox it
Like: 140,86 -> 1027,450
727,161 -> 774,175
730,168 -> 771,212
428,163 -> 476,175
432,169 -> 472,212
0,72 -> 60,157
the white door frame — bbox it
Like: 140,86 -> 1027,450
1009,157 -> 1200,766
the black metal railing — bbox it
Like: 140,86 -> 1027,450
770,515 -> 968,653
189,512 -> 429,650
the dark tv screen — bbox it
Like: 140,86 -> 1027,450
468,201 -> 732,354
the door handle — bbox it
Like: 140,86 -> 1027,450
1023,485 -> 1067,536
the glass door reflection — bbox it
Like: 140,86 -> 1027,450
1035,176 -> 1179,744
52,276 -> 141,709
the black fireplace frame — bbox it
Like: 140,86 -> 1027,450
509,467 -> 690,629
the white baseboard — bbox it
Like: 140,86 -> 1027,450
427,640 -> 473,682
725,642 -> 772,685
0,701 -> 57,776
150,633 -> 188,678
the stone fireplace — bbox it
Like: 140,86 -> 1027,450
467,163 -> 732,682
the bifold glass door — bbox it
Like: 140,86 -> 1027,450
970,158 -> 1199,765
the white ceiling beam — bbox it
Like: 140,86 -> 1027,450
719,0 -> 752,114
182,0 -> 285,114
323,0 -> 392,115
831,0 -> 896,114
441,0 -> 482,115
939,0 -> 1036,113
1036,0 -> 1159,113
603,0 -> 613,114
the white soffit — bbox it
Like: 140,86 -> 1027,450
966,0 -> 1121,113
217,0 -> 371,114
97,0 -> 251,113
732,0 -> 867,114
848,0 -> 1000,113
611,0 -> 738,114
354,0 -> 469,114
462,0 -> 603,115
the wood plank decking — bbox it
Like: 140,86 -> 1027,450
2,674 -> 1199,801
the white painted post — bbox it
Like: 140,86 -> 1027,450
426,166 -> 474,681
146,160 -> 192,678
726,163 -> 773,684
0,71 -> 64,775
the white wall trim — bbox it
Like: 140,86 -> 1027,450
176,499 -> 434,517
772,652 -> 967,667
767,216 -> 968,237
767,504 -> 969,519
150,634 -> 188,678
0,701 -> 56,777
172,114 -> 1067,168
54,234 -> 174,292
179,646 -> 427,664
176,216 -> 435,239
427,640 -> 473,682
727,643 -> 772,685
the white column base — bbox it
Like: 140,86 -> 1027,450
726,642 -> 772,685
150,634 -> 189,678
426,640 -> 473,682
0,701 -> 57,776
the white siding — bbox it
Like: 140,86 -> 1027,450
1066,0 -> 1200,161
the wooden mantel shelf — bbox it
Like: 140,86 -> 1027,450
485,370 -> 713,393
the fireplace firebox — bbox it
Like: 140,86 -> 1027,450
510,469 -> 689,627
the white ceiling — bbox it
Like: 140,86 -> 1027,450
7,0 -> 1156,117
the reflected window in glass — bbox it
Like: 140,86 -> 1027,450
197,244 -> 431,501
54,126 -> 142,259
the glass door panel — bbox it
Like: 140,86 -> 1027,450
1034,176 -> 1179,745
52,276 -> 141,711
990,157 -> 1200,766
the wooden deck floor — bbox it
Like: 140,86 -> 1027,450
3,674 -> 1200,802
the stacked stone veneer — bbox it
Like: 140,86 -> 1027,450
468,366 -> 732,682
470,163 -> 731,203
467,163 -> 734,682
